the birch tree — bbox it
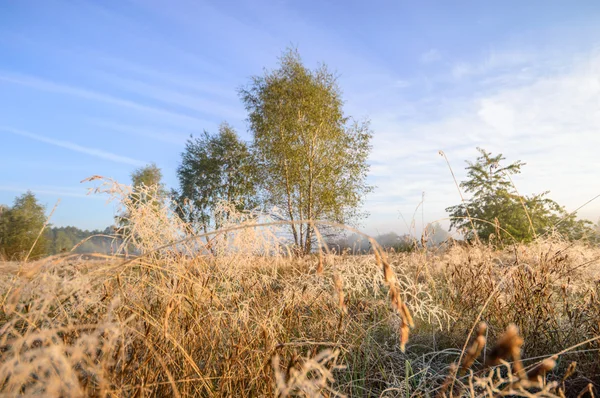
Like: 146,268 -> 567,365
240,49 -> 373,254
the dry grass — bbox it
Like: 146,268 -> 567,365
0,178 -> 599,397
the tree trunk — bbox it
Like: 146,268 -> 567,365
283,162 -> 299,249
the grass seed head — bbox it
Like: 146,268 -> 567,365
485,324 -> 523,368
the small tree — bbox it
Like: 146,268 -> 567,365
425,222 -> 451,246
53,230 -> 74,253
116,163 -> 166,247
130,162 -> 166,206
240,48 -> 373,254
446,148 -> 593,244
0,192 -> 48,260
174,122 -> 258,233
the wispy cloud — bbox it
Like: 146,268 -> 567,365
89,119 -> 190,145
1,127 -> 146,166
95,55 -> 237,100
0,72 -> 211,128
393,79 -> 411,89
451,50 -> 534,80
93,72 -> 245,120
420,49 -> 442,64
364,50 -> 600,233
0,185 -> 102,199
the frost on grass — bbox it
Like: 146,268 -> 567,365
0,177 -> 598,397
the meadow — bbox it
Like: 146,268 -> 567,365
0,178 -> 599,397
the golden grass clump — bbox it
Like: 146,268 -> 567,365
0,177 -> 598,397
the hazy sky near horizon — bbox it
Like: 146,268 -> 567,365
1,1 -> 600,235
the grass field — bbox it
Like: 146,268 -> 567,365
1,179 -> 599,397
1,236 -> 599,397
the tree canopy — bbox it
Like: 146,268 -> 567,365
446,148 -> 594,244
0,191 -> 48,260
116,163 -> 166,244
240,48 -> 373,254
174,122 -> 258,233
130,162 -> 166,205
45,226 -> 116,255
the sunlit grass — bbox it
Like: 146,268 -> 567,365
0,178 -> 598,397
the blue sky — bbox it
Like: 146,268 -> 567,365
1,1 -> 600,235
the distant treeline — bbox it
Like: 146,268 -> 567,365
45,226 -> 118,255
3,49 -> 600,261
0,192 -> 119,260
327,223 -> 451,254
1,191 -> 120,260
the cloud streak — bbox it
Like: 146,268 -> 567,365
420,49 -> 442,64
363,50 -> 600,234
93,72 -> 245,120
95,55 -> 237,100
0,185 -> 102,199
0,72 -> 210,128
1,127 -> 146,166
89,119 -> 190,145
451,50 -> 534,80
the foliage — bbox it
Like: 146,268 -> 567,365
424,221 -> 451,246
240,48 -> 373,254
0,191 -> 48,260
131,162 -> 163,189
327,231 -> 414,253
129,162 -> 166,207
2,208 -> 599,396
116,163 -> 166,245
327,225 -> 452,254
446,148 -> 594,244
2,179 -> 599,395
45,226 -> 115,255
174,123 -> 258,233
